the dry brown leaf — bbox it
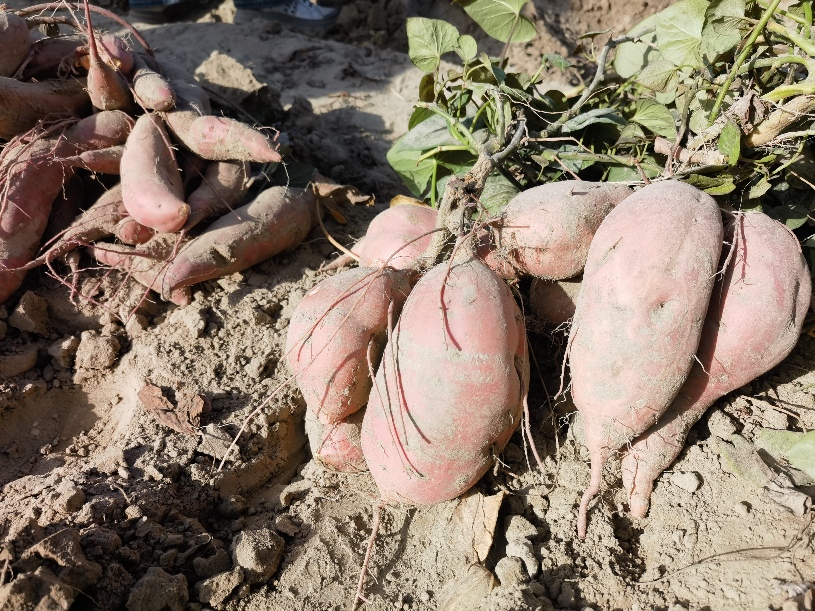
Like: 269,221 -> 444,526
311,174 -> 374,208
390,194 -> 428,208
450,490 -> 505,563
138,384 -> 207,436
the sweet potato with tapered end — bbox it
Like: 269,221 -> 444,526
622,212 -> 811,518
328,203 -> 438,270
530,276 -> 581,326
83,1 -> 132,112
115,217 -> 154,245
477,229 -> 518,280
568,180 -> 723,540
130,52 -> 175,111
361,249 -> 529,505
184,116 -> 281,163
0,12 -> 31,77
306,409 -> 368,473
72,145 -> 124,174
286,266 -> 413,424
160,186 -> 319,298
0,112 -> 134,301
0,77 -> 91,140
184,160 -> 249,230
492,181 -> 632,280
121,114 -> 190,233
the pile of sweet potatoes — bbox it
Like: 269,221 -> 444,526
0,2 -> 328,308
285,176 -> 811,545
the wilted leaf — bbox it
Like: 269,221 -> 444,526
687,172 -> 736,194
718,119 -> 741,166
138,384 -> 208,436
561,108 -> 626,132
407,17 -> 460,73
458,0 -> 537,43
631,98 -> 677,139
755,428 -> 806,460
419,73 -> 435,102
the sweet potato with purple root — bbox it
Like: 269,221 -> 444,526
120,114 -> 190,233
305,409 -> 368,473
568,181 -> 723,539
0,77 -> 91,141
0,11 -> 31,77
621,212 -> 811,518
568,180 -> 723,540
286,266 -> 412,424
491,180 -> 632,280
361,244 -> 529,505
529,276 -> 581,326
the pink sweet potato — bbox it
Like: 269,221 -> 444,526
621,212 -> 811,518
183,116 -> 281,163
83,1 -> 132,111
529,276 -> 581,326
0,77 -> 91,140
120,114 -> 190,233
286,266 -> 413,424
361,247 -> 529,505
20,35 -> 84,80
305,408 -> 369,473
72,145 -> 124,174
115,216 -> 154,245
491,180 -> 632,280
130,52 -> 175,111
184,160 -> 249,230
568,180 -> 723,539
0,11 -> 31,77
160,186 -> 319,298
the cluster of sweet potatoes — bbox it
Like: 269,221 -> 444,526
0,3 -> 318,308
286,177 -> 811,542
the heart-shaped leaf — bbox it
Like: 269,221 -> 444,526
407,18 -> 461,73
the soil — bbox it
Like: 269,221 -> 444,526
2,1 -> 815,611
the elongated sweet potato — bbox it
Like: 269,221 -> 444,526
286,266 -> 413,424
529,276 -> 581,326
305,409 -> 368,473
361,247 -> 529,505
491,181 -> 632,280
621,212 -> 811,518
160,186 -> 319,298
568,180 -> 723,539
83,1 -> 132,112
120,114 -> 190,233
184,160 -> 249,230
130,52 -> 175,111
0,11 -> 31,77
0,77 -> 91,140
21,35 -> 84,80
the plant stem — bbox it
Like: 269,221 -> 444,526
755,0 -> 808,25
500,14 -> 521,65
709,0 -> 783,125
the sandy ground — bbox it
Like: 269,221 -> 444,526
2,1 -> 815,610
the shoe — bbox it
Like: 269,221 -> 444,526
234,0 -> 339,30
128,0 -> 188,24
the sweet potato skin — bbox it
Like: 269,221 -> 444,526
493,180 -> 632,280
305,408 -> 368,473
0,77 -> 91,140
0,11 -> 31,77
286,266 -> 412,424
361,253 -> 529,505
184,160 -> 249,230
568,180 -> 723,539
621,212 -> 812,518
161,186 -> 318,297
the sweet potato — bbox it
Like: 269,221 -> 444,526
491,180 -> 632,280
71,145 -> 124,174
0,112 -> 133,301
44,176 -> 86,244
568,180 -> 723,539
286,266 -> 413,424
306,408 -> 368,473
115,216 -> 154,245
0,77 -> 91,140
130,52 -> 175,112
20,35 -> 84,80
160,186 -> 319,298
529,276 -> 581,326
120,114 -> 190,233
361,247 -> 529,505
83,0 -> 132,111
621,212 -> 811,518
0,11 -> 31,77
184,160 -> 249,230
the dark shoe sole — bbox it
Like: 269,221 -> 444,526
128,3 -> 188,24
233,8 -> 338,31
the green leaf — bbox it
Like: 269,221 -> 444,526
613,15 -> 660,78
787,431 -> 815,480
480,171 -> 519,214
542,53 -> 570,70
635,60 -> 679,92
748,176 -> 773,199
766,203 -> 810,229
755,428 -> 806,461
408,106 -> 435,130
399,113 -> 462,151
387,145 -> 437,196
456,34 -> 478,63
631,98 -> 677,139
687,173 -> 736,194
615,122 -> 647,146
458,0 -> 537,44
561,108 -> 626,133
606,155 -> 660,182
700,0 -> 745,59
656,0 -> 707,68
718,119 -> 741,166
763,82 -> 815,102
406,18 -> 460,73
419,74 -> 435,103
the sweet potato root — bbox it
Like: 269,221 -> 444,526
184,160 -> 249,230
491,181 -> 632,280
621,212 -> 811,518
0,77 -> 91,140
0,11 -> 31,77
286,266 -> 412,424
568,180 -> 723,539
83,0 -> 132,111
361,247 -> 529,505
305,409 -> 368,473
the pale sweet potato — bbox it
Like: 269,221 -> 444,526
130,52 -> 175,112
361,248 -> 529,505
621,212 -> 811,518
568,180 -> 723,539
